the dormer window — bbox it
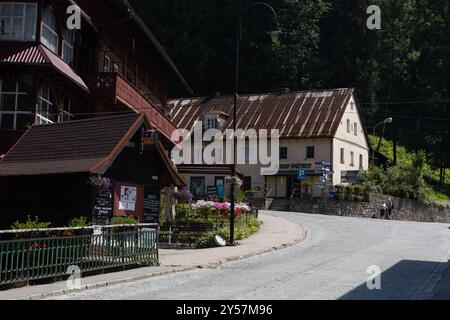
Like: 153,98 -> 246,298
41,6 -> 58,54
0,3 -> 37,41
205,115 -> 219,130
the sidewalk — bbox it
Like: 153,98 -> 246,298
0,213 -> 306,300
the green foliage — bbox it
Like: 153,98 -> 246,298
369,135 -> 448,202
11,216 -> 51,230
195,217 -> 261,248
66,217 -> 92,228
128,0 -> 450,195
112,216 -> 138,225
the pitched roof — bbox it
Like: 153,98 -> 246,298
0,42 -> 89,91
0,114 -> 142,176
168,88 -> 355,138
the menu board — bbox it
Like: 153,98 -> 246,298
143,186 -> 160,224
93,190 -> 113,218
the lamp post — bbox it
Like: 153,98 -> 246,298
229,1 -> 281,245
371,117 -> 393,189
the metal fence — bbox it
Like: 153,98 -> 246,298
0,224 -> 158,285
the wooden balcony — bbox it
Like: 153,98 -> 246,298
89,72 -> 177,141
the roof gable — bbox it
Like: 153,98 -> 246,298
0,113 -> 142,176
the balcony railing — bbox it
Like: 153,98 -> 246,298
89,72 -> 177,141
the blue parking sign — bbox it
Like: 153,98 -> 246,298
298,170 -> 306,180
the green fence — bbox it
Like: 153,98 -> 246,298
0,224 -> 158,285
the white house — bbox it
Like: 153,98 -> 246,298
168,88 -> 369,199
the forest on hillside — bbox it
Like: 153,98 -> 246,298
130,0 -> 450,188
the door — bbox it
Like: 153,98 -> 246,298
276,176 -> 287,198
266,176 -> 276,198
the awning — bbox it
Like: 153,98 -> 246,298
0,42 -> 89,92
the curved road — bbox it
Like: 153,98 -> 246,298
58,211 -> 450,300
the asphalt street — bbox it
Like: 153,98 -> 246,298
57,211 -> 450,300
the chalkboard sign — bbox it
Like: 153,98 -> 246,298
143,186 -> 160,224
93,190 -> 113,218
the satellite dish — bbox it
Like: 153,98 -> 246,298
214,235 -> 227,247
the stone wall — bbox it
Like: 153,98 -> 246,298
248,197 -> 273,210
290,195 -> 450,223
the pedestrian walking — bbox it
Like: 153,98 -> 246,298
379,203 -> 387,219
387,198 -> 394,219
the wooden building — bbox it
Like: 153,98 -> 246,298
0,0 -> 190,227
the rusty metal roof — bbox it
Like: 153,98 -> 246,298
168,88 -> 355,138
0,42 -> 89,91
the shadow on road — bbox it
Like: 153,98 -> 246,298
339,260 -> 450,300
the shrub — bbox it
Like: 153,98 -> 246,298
112,216 -> 138,225
195,217 -> 261,248
11,216 -> 51,230
66,217 -> 92,228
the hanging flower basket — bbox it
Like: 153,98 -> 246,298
88,175 -> 112,195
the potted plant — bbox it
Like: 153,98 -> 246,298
173,187 -> 193,204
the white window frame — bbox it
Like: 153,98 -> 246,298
359,154 -> 364,169
0,78 -> 33,130
41,6 -> 59,54
37,83 -> 54,125
0,3 -> 37,41
62,29 -> 75,64
103,54 -> 111,72
205,115 -> 219,130
350,151 -> 355,167
340,148 -> 345,164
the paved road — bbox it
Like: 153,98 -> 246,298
57,211 -> 450,300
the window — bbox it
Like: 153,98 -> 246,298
350,151 -> 355,167
347,119 -> 351,133
0,3 -> 37,41
113,63 -> 120,73
340,148 -> 345,163
0,77 -> 33,130
103,55 -> 111,72
306,146 -> 315,159
37,83 -> 54,124
354,122 -> 358,136
190,177 -> 206,198
41,6 -> 58,53
205,115 -> 219,130
62,29 -> 75,65
280,147 -> 288,160
359,154 -> 364,169
58,96 -> 73,122
244,177 -> 252,191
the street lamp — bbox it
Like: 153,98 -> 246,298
371,117 -> 393,188
229,1 -> 281,245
